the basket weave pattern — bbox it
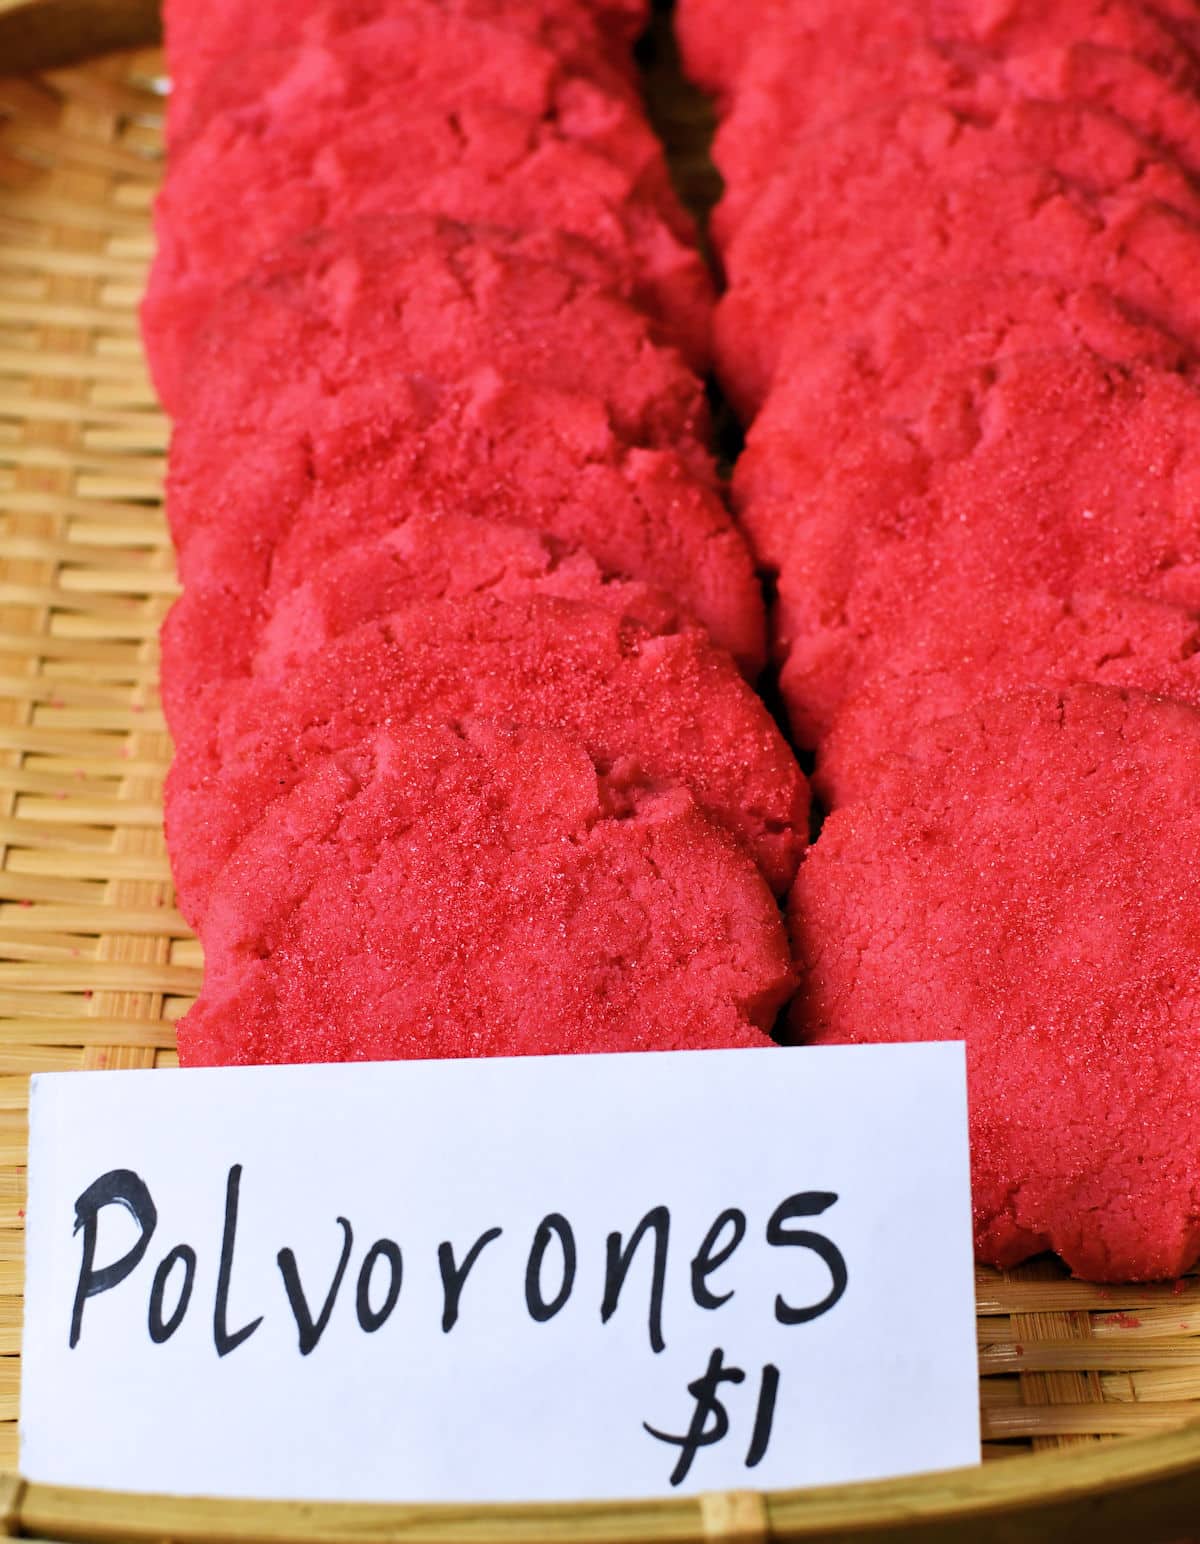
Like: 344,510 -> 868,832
0,47 -> 1199,1477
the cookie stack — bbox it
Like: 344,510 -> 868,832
681,0 -> 1200,1278
149,0 -> 808,1067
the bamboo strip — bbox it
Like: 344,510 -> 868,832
10,1421 -> 1200,1544
981,1404 -> 1198,1438
982,1342 -> 1200,1374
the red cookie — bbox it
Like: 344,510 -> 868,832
165,594 -> 809,922
818,587 -> 1200,806
676,0 -> 1200,100
165,368 -> 764,677
734,272 -> 1190,585
764,345 -> 1200,745
164,0 -> 645,146
674,0 -> 753,96
707,0 -> 1200,244
179,720 -> 791,1067
717,96 -> 1200,415
163,0 -> 649,107
148,215 -> 713,469
167,15 -> 673,209
952,0 -> 1200,62
250,524 -> 679,682
160,509 -> 689,728
144,55 -> 712,402
790,685 -> 1200,1281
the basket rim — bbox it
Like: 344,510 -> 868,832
0,0 -> 162,78
5,21 -> 1200,1541
8,1419 -> 1200,1541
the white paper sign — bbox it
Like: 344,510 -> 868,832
21,1045 -> 979,1502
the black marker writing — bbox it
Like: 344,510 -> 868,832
766,1192 -> 848,1324
356,1239 -> 402,1333
601,1205 -> 670,1353
644,1347 -> 744,1486
525,1212 -> 576,1323
438,1227 -> 502,1332
214,1163 -> 262,1357
744,1363 -> 779,1469
278,1216 -> 353,1355
70,1168 -> 157,1348
62,1159 -> 849,1470
690,1208 -> 746,1310
644,1352 -> 781,1486
148,1243 -> 196,1344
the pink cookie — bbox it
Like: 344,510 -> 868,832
144,45 -> 712,402
790,685 -> 1200,1281
717,96 -> 1200,415
674,0 -> 755,97
163,0 -> 649,106
167,14 -> 672,209
179,720 -> 791,1066
165,593 -> 809,921
766,345 -> 1200,746
161,509 -> 687,729
165,369 -> 764,678
734,272 -> 1190,584
164,0 -> 645,146
707,0 -> 1200,244
818,587 -> 1200,806
675,0 -> 1200,100
150,214 -> 713,470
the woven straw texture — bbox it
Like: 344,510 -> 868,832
1,44 -> 1200,1488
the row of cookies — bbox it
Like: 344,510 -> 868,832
680,0 -> 1200,1279
147,1 -> 810,1065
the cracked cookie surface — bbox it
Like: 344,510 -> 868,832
178,720 -> 792,1067
750,334 -> 1200,746
790,684 -> 1200,1281
145,84 -> 712,406
707,0 -> 1200,241
166,591 -> 808,922
166,367 -> 764,679
717,96 -> 1200,414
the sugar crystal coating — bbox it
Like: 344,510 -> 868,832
790,686 -> 1200,1282
179,720 -> 792,1066
166,592 -> 808,921
165,0 -> 646,147
145,56 -> 712,406
717,96 -> 1200,414
752,336 -> 1200,746
152,0 -> 800,1094
707,0 -> 1200,242
165,369 -> 764,678
161,509 -> 688,728
734,271 -> 1191,582
819,588 -> 1200,806
152,214 -> 712,465
676,0 -> 1200,107
163,0 -> 649,115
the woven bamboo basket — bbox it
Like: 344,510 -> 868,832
2,12 -> 1200,1540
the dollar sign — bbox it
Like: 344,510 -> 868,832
643,1347 -> 746,1486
